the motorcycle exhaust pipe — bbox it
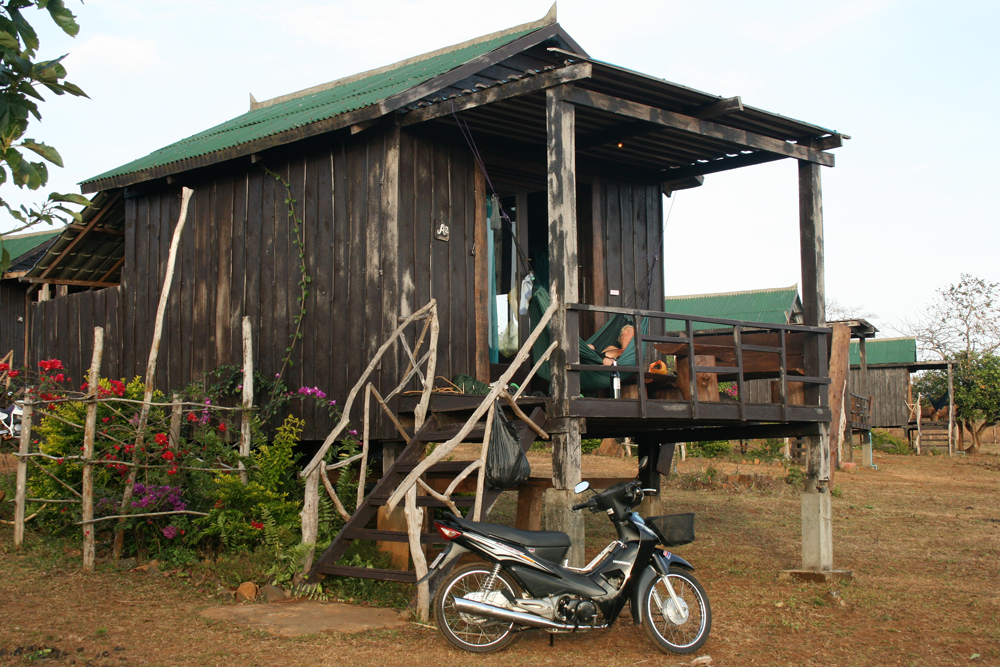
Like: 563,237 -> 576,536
453,596 -> 581,631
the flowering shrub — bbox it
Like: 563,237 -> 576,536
13,361 -> 362,562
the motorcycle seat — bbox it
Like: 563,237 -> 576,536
446,513 -> 571,549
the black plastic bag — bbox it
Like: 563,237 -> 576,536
485,401 -> 531,490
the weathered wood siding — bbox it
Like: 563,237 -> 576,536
849,365 -> 910,428
397,132 -> 479,385
29,286 -> 123,382
0,281 -> 29,364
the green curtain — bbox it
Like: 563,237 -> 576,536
528,287 -> 649,393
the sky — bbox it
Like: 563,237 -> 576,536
1,0 -> 998,338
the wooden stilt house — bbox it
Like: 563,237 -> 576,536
5,7 -> 848,574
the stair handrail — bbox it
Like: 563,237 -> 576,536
384,287 -> 560,515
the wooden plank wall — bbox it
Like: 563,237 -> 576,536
27,286 -> 123,382
592,177 -> 664,360
0,281 -> 28,365
24,129 -> 484,442
397,131 -> 478,386
849,365 -> 909,428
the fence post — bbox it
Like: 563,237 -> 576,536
240,316 -> 254,485
13,402 -> 33,547
82,327 -> 105,572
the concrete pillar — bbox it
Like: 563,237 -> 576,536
543,488 -> 585,566
862,431 -> 875,468
801,487 -> 833,571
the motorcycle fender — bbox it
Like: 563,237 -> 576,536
629,552 -> 695,625
416,542 -> 468,586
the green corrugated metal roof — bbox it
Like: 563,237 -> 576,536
82,25 -> 541,185
663,286 -> 800,329
2,229 -> 63,263
850,337 -> 916,366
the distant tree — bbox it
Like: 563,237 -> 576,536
0,0 -> 90,272
908,274 -> 1000,454
913,351 -> 1000,455
825,297 -> 875,323
906,274 -> 1000,360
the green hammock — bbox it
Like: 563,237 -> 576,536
529,287 -> 649,393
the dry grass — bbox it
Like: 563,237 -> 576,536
2,446 -> 998,666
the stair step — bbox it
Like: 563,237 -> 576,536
366,495 -> 475,508
314,564 -> 417,583
419,426 -> 486,442
393,460 -> 480,474
343,528 -> 447,544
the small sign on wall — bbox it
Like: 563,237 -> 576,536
610,289 -> 620,296
435,220 -> 450,241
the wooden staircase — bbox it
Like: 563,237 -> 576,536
311,406 -> 547,583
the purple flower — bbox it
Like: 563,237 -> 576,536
275,373 -> 281,379
329,399 -> 337,406
162,526 -> 178,539
349,429 -> 358,436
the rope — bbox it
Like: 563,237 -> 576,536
451,103 -> 532,275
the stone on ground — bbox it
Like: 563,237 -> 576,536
259,584 -> 288,602
235,581 -> 258,602
199,600 -> 408,637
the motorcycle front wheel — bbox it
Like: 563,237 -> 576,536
433,563 -> 520,653
641,566 -> 712,654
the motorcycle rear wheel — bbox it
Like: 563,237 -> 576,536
641,566 -> 712,654
433,563 -> 520,653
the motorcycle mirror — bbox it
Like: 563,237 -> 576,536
637,456 -> 649,471
574,481 -> 590,494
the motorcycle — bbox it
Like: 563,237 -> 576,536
0,401 -> 21,442
426,457 -> 711,654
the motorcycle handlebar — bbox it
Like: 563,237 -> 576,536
572,499 -> 595,511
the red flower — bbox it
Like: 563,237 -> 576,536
167,466 -> 179,475
155,433 -> 169,446
161,451 -> 175,461
186,412 -> 198,422
53,373 -> 65,382
250,521 -> 264,530
0,363 -> 9,372
38,359 -> 63,371
8,370 -> 19,378
217,423 -> 227,433
80,382 -> 89,392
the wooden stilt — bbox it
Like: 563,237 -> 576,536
239,316 -> 254,484
13,403 -> 33,547
82,327 -> 105,572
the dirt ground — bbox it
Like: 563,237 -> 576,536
2,446 -> 998,667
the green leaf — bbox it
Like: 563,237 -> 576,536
8,8 -> 38,53
20,139 -> 63,167
54,205 -> 82,223
0,30 -> 20,50
49,192 -> 92,207
46,1 -> 80,37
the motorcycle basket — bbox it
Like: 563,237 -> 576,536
646,513 -> 695,547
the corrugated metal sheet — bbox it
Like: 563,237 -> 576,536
2,229 -> 63,267
81,26 -> 540,185
850,337 -> 916,366
663,286 -> 800,330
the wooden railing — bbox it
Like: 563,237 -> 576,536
849,393 -> 872,430
564,303 -> 832,422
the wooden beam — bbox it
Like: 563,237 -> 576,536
809,133 -> 848,151
66,224 -> 124,237
689,96 -> 743,119
562,88 -> 835,167
662,175 -> 704,196
661,151 -> 785,181
577,120 -> 659,151
474,166 -> 490,383
98,256 -> 126,283
397,62 -> 592,127
547,85 -> 581,491
34,191 -> 123,281
21,277 -> 118,288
